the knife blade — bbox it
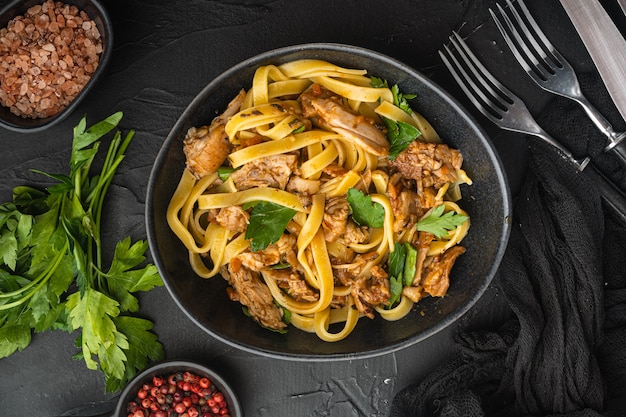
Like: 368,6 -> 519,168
559,0 -> 626,124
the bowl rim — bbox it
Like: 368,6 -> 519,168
146,42 -> 513,360
113,359 -> 243,417
0,0 -> 114,133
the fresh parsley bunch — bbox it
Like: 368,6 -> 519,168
0,113 -> 164,392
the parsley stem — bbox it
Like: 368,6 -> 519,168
0,240 -> 68,309
89,130 -> 134,278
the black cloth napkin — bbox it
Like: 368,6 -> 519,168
389,71 -> 626,417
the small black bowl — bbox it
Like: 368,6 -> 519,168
0,0 -> 113,133
113,360 -> 243,417
146,43 -> 512,360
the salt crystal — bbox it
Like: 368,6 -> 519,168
27,5 -> 42,16
13,20 -> 25,33
0,0 -> 103,119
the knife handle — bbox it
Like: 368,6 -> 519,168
581,161 -> 626,222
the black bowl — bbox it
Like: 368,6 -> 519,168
0,0 -> 113,133
146,43 -> 512,360
113,360 -> 242,417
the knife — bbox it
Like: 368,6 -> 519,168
559,0 -> 626,160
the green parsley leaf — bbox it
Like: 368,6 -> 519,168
245,202 -> 297,252
106,237 -> 163,313
0,114 -> 164,392
382,117 -> 421,160
388,242 -> 407,279
403,242 -> 418,286
217,166 -> 236,182
370,77 -> 416,114
386,242 -> 419,307
107,316 -> 164,392
281,306 -> 292,324
0,322 -> 31,357
346,188 -> 385,228
391,84 -> 416,114
370,76 -> 387,89
65,287 -> 125,373
388,275 -> 403,307
417,205 -> 469,238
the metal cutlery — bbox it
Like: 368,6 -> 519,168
557,0 -> 626,123
439,31 -> 626,221
490,0 -> 626,167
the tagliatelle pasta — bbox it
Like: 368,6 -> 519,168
167,59 -> 472,342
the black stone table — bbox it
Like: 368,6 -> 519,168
2,0 -> 622,415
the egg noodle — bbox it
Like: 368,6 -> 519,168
167,59 -> 471,342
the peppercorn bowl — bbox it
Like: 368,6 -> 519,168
146,43 -> 512,359
0,0 -> 113,133
113,360 -> 242,417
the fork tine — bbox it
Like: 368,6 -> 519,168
493,0 -> 626,162
510,0 -> 560,63
490,3 -> 546,80
439,31 -> 578,154
491,0 -> 566,81
439,32 -> 514,124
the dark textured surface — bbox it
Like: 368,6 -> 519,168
1,0 -> 623,416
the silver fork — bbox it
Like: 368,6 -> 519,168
490,0 -> 626,166
438,31 -> 626,220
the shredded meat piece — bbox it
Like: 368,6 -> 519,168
402,286 -> 425,303
221,264 -> 286,330
287,175 -> 321,195
344,222 -> 369,246
331,295 -> 350,309
230,154 -> 298,190
300,85 -> 389,156
322,164 -> 348,178
264,268 -> 319,302
183,89 -> 245,178
332,252 -> 379,286
413,231 -> 435,286
422,246 -> 466,297
210,206 -> 249,233
236,234 -> 299,272
236,247 -> 281,272
351,265 -> 390,319
389,140 -> 463,189
332,252 -> 386,318
387,173 -> 418,232
322,197 -> 350,243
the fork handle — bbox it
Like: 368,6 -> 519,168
580,161 -> 626,222
577,96 -> 626,167
605,132 -> 626,168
